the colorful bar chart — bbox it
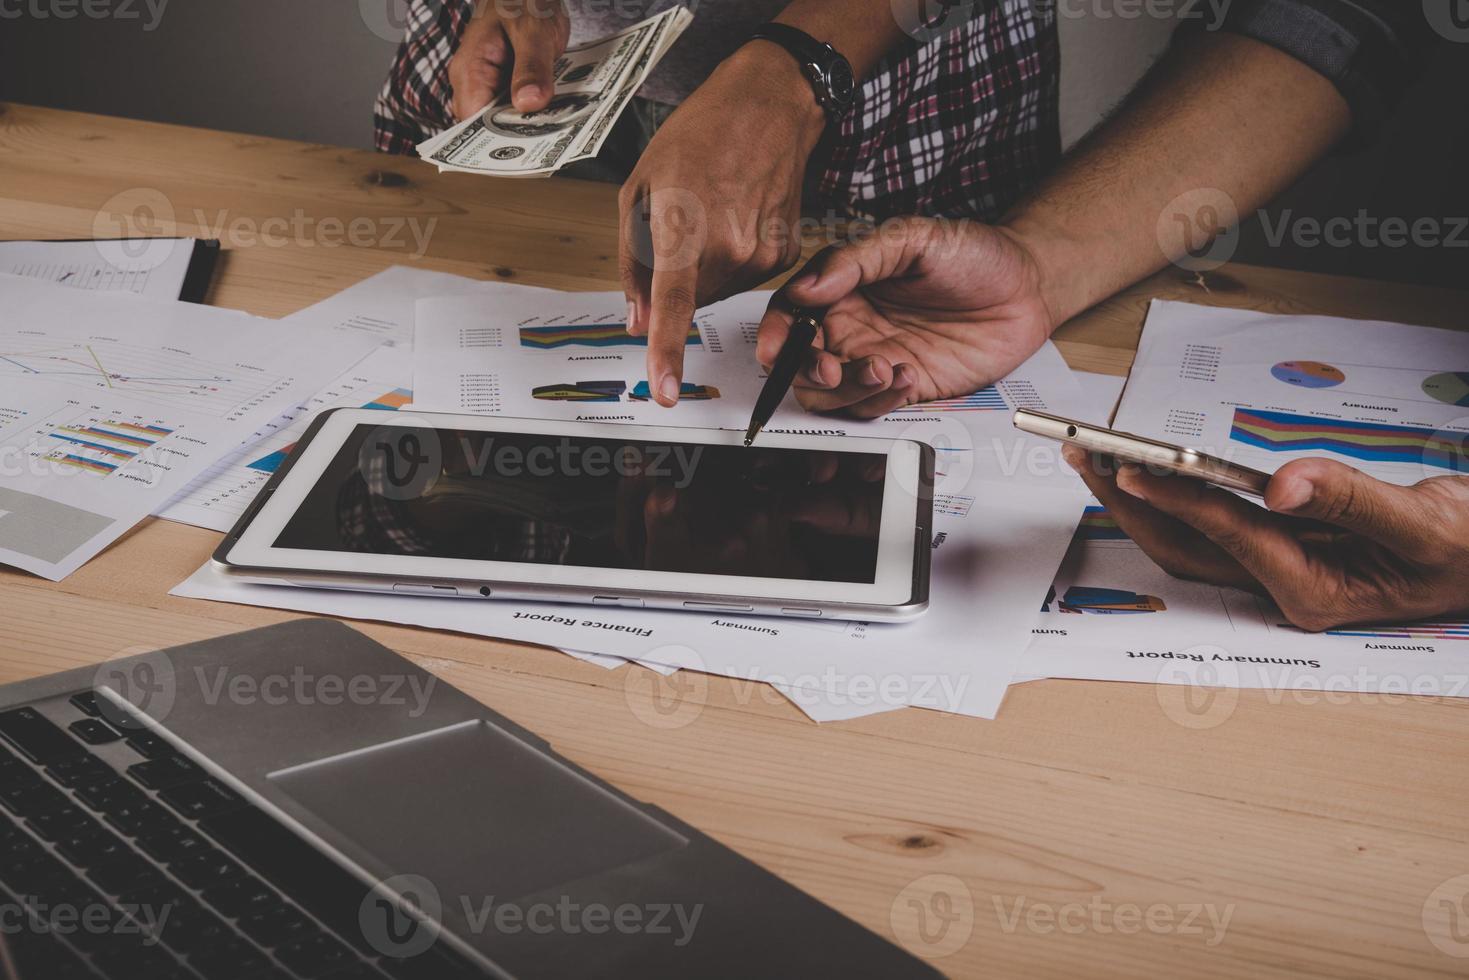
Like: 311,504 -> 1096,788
1231,408 -> 1468,472
1280,617 -> 1469,642
46,419 -> 174,476
248,445 -> 296,475
519,323 -> 702,350
896,386 -> 1008,413
1058,586 -> 1167,614
362,388 -> 412,411
1077,505 -> 1129,541
247,388 -> 410,475
629,381 -> 720,401
53,454 -> 121,475
532,381 -> 627,402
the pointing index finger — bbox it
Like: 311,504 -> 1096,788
646,260 -> 698,407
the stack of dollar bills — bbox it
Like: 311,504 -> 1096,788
417,6 -> 693,178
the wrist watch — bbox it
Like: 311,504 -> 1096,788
747,23 -> 856,122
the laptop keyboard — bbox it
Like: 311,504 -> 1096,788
0,698 -> 485,980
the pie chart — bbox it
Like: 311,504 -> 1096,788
1423,371 -> 1469,407
1271,360 -> 1346,389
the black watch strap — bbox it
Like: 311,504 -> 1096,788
751,23 -> 826,64
748,23 -> 854,121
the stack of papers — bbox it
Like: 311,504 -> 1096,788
1021,301 -> 1469,698
0,274 -> 379,579
172,274 -> 1097,721
13,251 -> 1447,722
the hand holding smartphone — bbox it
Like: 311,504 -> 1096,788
1013,409 -> 1270,496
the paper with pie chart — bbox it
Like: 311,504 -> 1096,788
1020,301 -> 1469,698
1113,301 -> 1469,485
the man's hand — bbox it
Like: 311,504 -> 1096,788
1065,449 -> 1469,631
449,0 -> 571,120
619,43 -> 826,407
754,217 -> 1056,418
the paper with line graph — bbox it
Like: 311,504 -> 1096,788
1020,301 -> 1469,697
0,274 -> 377,579
157,266 -> 485,532
157,346 -> 412,532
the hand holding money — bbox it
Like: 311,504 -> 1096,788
448,0 -> 572,120
419,7 -> 694,179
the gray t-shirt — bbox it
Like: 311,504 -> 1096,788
567,0 -> 789,105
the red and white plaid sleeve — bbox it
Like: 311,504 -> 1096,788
375,0 -> 1060,222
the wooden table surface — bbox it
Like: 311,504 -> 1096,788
4,102 -> 1469,979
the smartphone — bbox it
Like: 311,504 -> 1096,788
1013,409 -> 1271,496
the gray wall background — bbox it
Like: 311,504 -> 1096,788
1,1 -> 1463,289
0,1 -> 405,149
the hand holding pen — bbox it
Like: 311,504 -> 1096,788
753,220 -> 1057,420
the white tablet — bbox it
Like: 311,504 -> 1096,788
215,410 -> 934,622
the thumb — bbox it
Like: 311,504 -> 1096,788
1266,457 -> 1436,553
505,16 -> 564,112
783,218 -> 934,309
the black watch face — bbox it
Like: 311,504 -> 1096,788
826,58 -> 856,106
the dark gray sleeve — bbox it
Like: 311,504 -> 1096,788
1181,0 -> 1438,141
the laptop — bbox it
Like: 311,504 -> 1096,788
0,619 -> 941,979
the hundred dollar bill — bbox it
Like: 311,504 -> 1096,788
418,6 -> 692,178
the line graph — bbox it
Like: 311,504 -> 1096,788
0,340 -> 292,420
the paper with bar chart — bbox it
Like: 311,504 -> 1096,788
0,274 -> 378,579
1020,301 -> 1469,697
1021,499 -> 1469,698
413,284 -> 1086,489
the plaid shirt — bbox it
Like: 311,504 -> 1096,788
375,1 -> 1060,221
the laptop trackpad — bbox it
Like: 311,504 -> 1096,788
268,720 -> 686,903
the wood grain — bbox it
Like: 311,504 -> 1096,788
3,102 -> 1468,979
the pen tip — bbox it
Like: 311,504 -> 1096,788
743,437 -> 753,447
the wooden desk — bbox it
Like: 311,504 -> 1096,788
4,102 -> 1468,979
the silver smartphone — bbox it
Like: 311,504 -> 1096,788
1013,409 -> 1271,496
214,409 -> 935,622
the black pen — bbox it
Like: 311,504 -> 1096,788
744,307 -> 823,447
